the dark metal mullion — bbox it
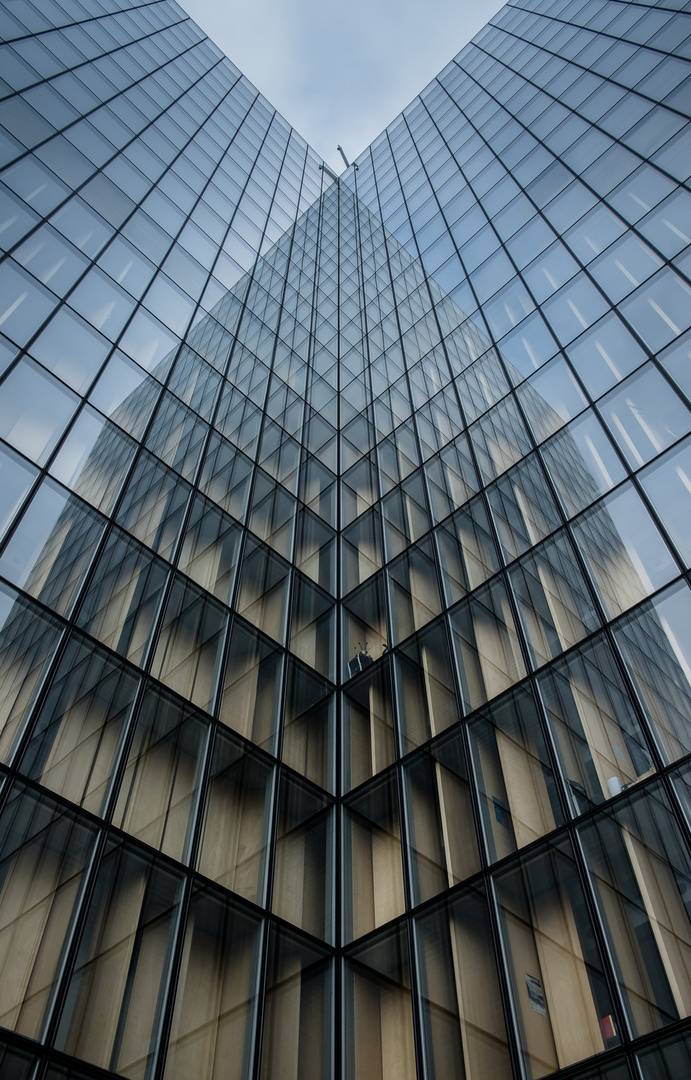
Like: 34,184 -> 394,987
569,823 -> 638,1045
257,138 -> 311,778
373,133 -> 432,757
202,156 -> 308,735
462,41 -> 691,279
503,0 -> 691,69
40,819 -> 112,1049
489,10 -> 691,121
408,95 -> 656,746
1,0 -> 179,48
250,160 -> 329,1080
368,133 -> 437,1080
0,31 -> 228,265
0,61 -> 258,535
430,54 -> 691,418
484,871 -> 529,1080
160,118 -> 303,730
374,124 -> 468,784
335,160 -> 352,1080
0,15 -> 194,151
319,165 -> 342,1080
380,117 -> 518,879
64,100 -> 283,690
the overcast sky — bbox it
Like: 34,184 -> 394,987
182,0 -> 505,171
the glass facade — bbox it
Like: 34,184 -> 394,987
0,0 -> 690,1076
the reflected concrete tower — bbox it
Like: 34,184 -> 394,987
1,1 -> 691,1078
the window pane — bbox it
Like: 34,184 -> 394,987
450,578 -> 527,712
538,635 -> 655,814
164,888 -> 261,1080
77,530 -> 169,666
112,686 -> 208,862
495,838 -> 618,1077
56,841 -> 182,1079
416,889 -> 512,1080
260,928 -> 333,1080
404,734 -> 480,904
196,731 -> 273,904
573,484 -> 677,618
0,586 -> 62,761
0,784 -> 96,1039
639,437 -> 691,567
0,358 -> 79,466
150,576 -> 227,711
272,775 -> 333,942
470,686 -> 563,861
20,635 -> 138,815
615,582 -> 691,765
580,783 -> 691,1035
599,364 -> 691,469
344,925 -> 415,1080
0,479 -> 105,617
343,773 -> 404,942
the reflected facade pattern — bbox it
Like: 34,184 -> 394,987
1,0 -> 691,1077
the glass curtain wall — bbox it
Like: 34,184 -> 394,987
0,0 -> 690,1078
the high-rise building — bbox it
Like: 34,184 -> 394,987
1,1 -> 691,1078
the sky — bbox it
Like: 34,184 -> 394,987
182,0 -> 505,172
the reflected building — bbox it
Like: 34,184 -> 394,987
1,1 -> 691,1078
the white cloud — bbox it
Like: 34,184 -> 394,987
182,0 -> 505,171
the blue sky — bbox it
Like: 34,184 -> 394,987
182,0 -> 505,171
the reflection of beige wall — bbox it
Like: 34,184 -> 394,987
450,912 -> 512,1080
437,762 -> 480,886
0,844 -> 81,1037
165,917 -> 255,1080
408,770 -> 447,902
61,866 -> 170,1079
35,689 -> 122,814
532,886 -> 603,1067
273,825 -> 306,931
504,904 -> 558,1077
351,968 -> 416,1080
151,611 -> 220,709
534,561 -> 588,660
569,677 -> 643,797
496,729 -> 556,849
349,816 -> 404,941
344,680 -> 395,789
502,879 -> 603,1078
113,733 -> 198,862
273,813 -> 327,941
408,762 -> 479,903
477,732 -> 515,862
624,830 -> 691,1020
198,776 -> 266,902
594,825 -> 691,1035
0,634 -> 48,761
283,707 -> 330,789
219,648 -> 277,750
260,956 -> 302,1080
460,597 -> 525,710
261,951 -> 328,1080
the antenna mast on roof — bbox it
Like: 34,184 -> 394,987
337,145 -> 358,171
